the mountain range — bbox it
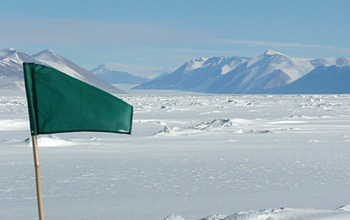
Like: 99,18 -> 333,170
90,64 -> 149,84
2,48 -> 350,94
134,50 -> 350,94
0,48 -> 125,93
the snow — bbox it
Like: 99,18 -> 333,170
336,204 -> 350,211
22,135 -> 79,147
90,64 -> 111,74
1,89 -> 350,220
311,57 -> 350,67
0,119 -> 29,131
263,49 -> 285,56
246,54 -> 265,69
282,57 -> 315,82
243,53 -> 314,86
136,50 -> 350,94
194,208 -> 350,220
220,65 -> 233,75
1,50 -> 22,63
0,48 -> 125,93
33,50 -> 85,81
185,57 -> 209,72
0,48 -> 16,57
220,58 -> 245,75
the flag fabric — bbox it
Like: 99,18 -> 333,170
23,63 -> 133,135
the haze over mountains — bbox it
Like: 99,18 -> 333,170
0,48 -> 125,93
90,64 -> 149,84
134,50 -> 350,94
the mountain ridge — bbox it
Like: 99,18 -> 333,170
134,50 -> 350,94
272,65 -> 350,94
90,64 -> 149,84
0,48 -> 126,93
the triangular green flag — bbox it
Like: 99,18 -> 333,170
23,63 -> 133,135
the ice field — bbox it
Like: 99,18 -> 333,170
1,89 -> 350,219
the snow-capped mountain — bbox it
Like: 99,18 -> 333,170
134,50 -> 350,94
90,64 -> 149,84
0,48 -> 126,93
272,65 -> 350,94
0,48 -> 46,90
208,50 -> 316,94
133,56 -> 249,91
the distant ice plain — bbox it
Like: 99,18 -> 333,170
1,87 -> 350,220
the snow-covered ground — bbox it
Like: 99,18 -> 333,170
1,89 -> 350,220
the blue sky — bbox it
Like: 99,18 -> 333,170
1,0 -> 350,77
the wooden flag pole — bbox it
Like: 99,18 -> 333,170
32,135 -> 45,220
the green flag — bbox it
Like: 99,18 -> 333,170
23,63 -> 133,135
